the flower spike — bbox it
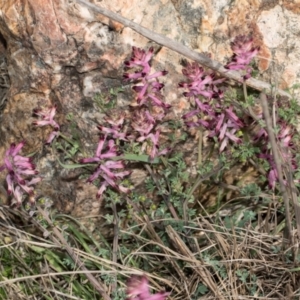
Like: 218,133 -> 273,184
0,142 -> 41,206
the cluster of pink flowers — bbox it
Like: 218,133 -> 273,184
79,135 -> 130,198
122,47 -> 170,159
0,141 -> 41,206
99,112 -> 128,141
207,105 -> 244,152
32,105 -> 60,144
124,47 -> 170,110
225,35 -> 260,80
179,61 -> 243,152
258,121 -> 296,189
80,46 -> 171,198
0,105 -> 61,205
97,46 -> 170,163
180,35 -> 298,189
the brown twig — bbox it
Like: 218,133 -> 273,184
165,225 -> 225,300
285,163 -> 300,243
259,93 -> 292,242
36,206 -> 111,300
75,0 -> 291,99
111,202 -> 119,292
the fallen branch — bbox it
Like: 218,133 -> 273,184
75,0 -> 291,98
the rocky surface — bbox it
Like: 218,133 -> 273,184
0,0 -> 299,231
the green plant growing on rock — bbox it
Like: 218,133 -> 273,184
2,31 -> 300,299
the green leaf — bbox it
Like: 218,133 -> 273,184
57,154 -> 160,169
27,245 -> 46,254
196,284 -> 208,296
112,154 -> 160,164
44,251 -> 65,272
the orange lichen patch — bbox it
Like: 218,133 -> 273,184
283,2 -> 300,14
93,14 -> 124,32
226,3 -> 249,27
247,0 -> 261,8
109,20 -> 124,32
243,22 -> 267,71
1,1 -> 27,38
257,44 -> 271,71
259,0 -> 280,10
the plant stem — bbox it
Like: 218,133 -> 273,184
242,81 -> 260,121
197,128 -> 203,167
259,92 -> 292,242
111,202 -> 119,292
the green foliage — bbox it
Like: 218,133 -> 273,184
143,153 -> 197,220
278,98 -> 300,125
224,209 -> 257,229
55,138 -> 80,160
111,288 -> 127,300
197,161 -> 214,176
164,119 -> 188,144
93,87 -> 124,112
236,268 -> 248,283
232,142 -> 259,163
53,114 -> 82,161
240,93 -> 257,109
240,183 -> 262,200
192,284 -> 208,298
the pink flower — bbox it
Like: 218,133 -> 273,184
258,122 -> 297,189
124,47 -> 170,110
208,106 -> 244,152
131,109 -> 156,136
130,109 -> 169,159
98,112 -> 128,141
79,135 -> 130,198
182,109 -> 210,128
137,130 -> 170,160
124,47 -> 154,75
32,105 -> 60,144
179,62 -> 224,100
0,142 -> 41,206
126,275 -> 169,300
225,35 -> 260,80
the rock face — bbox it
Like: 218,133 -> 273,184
0,0 -> 299,224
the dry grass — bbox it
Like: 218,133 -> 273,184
0,193 -> 300,300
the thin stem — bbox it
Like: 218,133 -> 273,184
144,164 -> 179,220
58,132 -> 78,147
111,202 -> 119,292
259,92 -> 292,242
242,81 -> 260,121
197,128 -> 203,167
